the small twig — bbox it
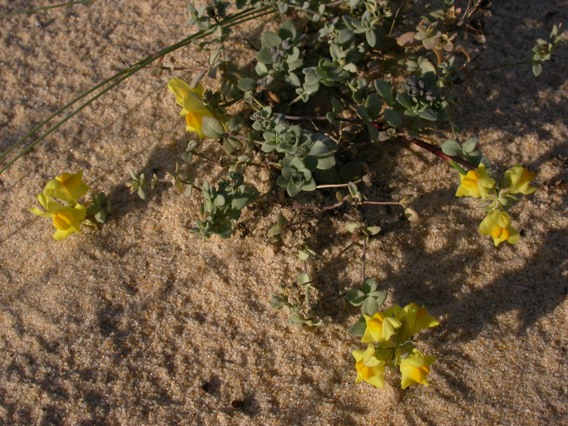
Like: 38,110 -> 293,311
192,151 -> 221,165
316,181 -> 361,189
335,241 -> 357,260
284,115 -> 360,124
388,0 -> 407,38
290,199 -> 346,212
362,200 -> 401,206
361,238 -> 367,282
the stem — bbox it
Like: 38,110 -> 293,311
290,199 -> 346,212
361,238 -> 367,282
388,0 -> 407,38
0,0 -> 91,18
192,151 -> 221,165
335,241 -> 357,260
284,114 -> 360,123
401,134 -> 476,172
362,200 -> 401,206
315,181 -> 361,189
0,6 -> 275,174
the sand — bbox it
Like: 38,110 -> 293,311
0,0 -> 567,424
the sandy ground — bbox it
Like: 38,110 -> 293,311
0,0 -> 567,425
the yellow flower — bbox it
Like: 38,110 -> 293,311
479,210 -> 520,246
399,349 -> 436,389
505,165 -> 536,195
398,303 -> 439,341
353,344 -> 386,388
455,164 -> 495,199
43,171 -> 89,204
31,193 -> 86,240
167,78 -> 215,139
361,311 -> 402,343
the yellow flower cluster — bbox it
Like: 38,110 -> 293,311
30,171 -> 89,240
352,303 -> 439,389
455,164 -> 535,246
167,78 -> 223,139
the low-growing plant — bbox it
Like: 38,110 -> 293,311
12,0 -> 565,390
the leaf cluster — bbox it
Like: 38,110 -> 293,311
346,277 -> 387,336
193,172 -> 259,238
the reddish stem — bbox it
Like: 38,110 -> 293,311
404,136 -> 477,171
370,122 -> 476,171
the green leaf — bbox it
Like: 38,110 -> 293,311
396,92 -> 414,110
201,116 -> 225,139
366,226 -> 381,236
213,194 -> 226,207
418,107 -> 438,121
348,315 -> 367,337
384,109 -> 402,128
186,140 -> 198,152
276,175 -> 288,188
277,212 -> 289,228
361,277 -> 377,294
181,151 -> 193,163
345,222 -> 360,233
255,62 -> 269,76
374,79 -> 394,106
404,207 -> 419,222
297,272 -> 311,286
462,137 -> 478,154
336,28 -> 354,44
362,297 -> 379,316
298,245 -> 316,260
238,78 -> 257,92
346,289 -> 366,306
347,181 -> 359,197
287,183 -> 302,197
366,122 -> 379,141
286,72 -> 301,87
257,47 -> 275,65
308,139 -> 336,170
399,195 -> 413,208
302,179 -> 316,192
94,210 -> 107,224
268,213 -> 289,238
231,197 -> 248,210
365,94 -> 382,120
279,21 -> 297,40
267,224 -> 282,237
297,250 -> 309,261
261,31 -> 282,48
357,105 -> 371,122
374,290 -> 387,306
441,140 -> 462,156
366,29 -> 377,47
